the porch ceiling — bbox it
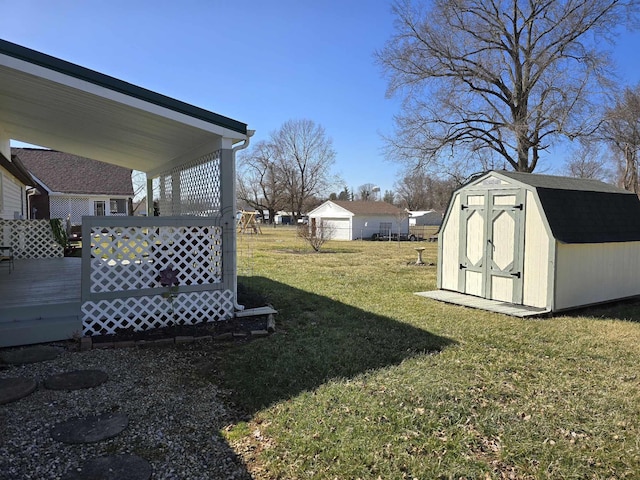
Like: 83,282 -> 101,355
0,40 -> 248,174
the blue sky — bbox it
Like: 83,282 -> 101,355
4,0 -> 640,194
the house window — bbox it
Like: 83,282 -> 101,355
94,200 -> 106,216
380,222 -> 392,237
110,198 -> 127,214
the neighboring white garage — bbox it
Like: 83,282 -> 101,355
308,200 -> 409,241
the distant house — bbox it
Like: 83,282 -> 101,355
13,148 -> 134,224
308,200 -> 409,241
0,151 -> 36,220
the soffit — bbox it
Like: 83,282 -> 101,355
0,42 -> 247,174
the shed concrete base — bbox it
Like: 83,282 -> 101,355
416,290 -> 550,318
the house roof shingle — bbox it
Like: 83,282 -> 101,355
331,200 -> 405,216
12,148 -> 134,196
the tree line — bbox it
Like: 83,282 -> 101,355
238,119 -> 457,222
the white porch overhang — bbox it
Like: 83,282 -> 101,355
0,39 -> 248,174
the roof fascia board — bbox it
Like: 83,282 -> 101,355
26,172 -> 51,193
327,201 -> 355,216
0,39 -> 247,135
465,170 -> 523,190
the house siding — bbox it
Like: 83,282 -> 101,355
0,170 -> 25,220
554,241 -> 640,310
439,193 -> 460,291
522,190 -> 551,308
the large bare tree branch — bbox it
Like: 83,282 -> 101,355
377,0 -> 638,174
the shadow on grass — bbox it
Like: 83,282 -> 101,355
219,276 -> 456,413
566,296 -> 640,323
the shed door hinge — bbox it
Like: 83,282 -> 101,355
510,272 -> 521,278
514,204 -> 523,210
461,204 -> 468,210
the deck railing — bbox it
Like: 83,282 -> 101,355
80,216 -> 235,336
0,219 -> 64,258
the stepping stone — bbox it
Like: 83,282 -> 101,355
0,346 -> 61,365
51,412 -> 129,444
0,377 -> 37,404
62,454 -> 152,480
44,370 -> 108,391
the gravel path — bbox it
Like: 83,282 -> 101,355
0,343 -> 252,480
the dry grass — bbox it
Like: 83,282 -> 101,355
218,227 -> 640,479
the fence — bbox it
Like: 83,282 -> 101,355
0,219 -> 64,258
80,216 -> 235,336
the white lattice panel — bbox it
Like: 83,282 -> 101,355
0,219 -> 63,258
82,289 -> 235,335
89,225 -> 222,293
158,150 -> 221,216
50,196 -> 92,225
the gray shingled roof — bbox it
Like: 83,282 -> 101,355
331,200 -> 405,216
498,170 -> 630,194
491,170 -> 640,244
12,148 -> 133,196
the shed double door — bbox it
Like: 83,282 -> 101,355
458,190 -> 524,303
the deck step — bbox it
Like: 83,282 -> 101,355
0,302 -> 81,323
0,315 -> 82,348
235,306 -> 278,318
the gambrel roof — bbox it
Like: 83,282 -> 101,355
478,171 -> 640,244
13,147 -> 133,196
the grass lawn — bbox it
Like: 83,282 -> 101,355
216,227 -> 640,479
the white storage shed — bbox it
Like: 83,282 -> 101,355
430,170 -> 640,315
308,200 -> 409,241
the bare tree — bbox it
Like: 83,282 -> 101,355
237,141 -> 285,223
377,0 -> 637,174
383,190 -> 396,204
395,168 -> 457,211
357,183 -> 378,201
601,85 -> 640,193
272,119 -> 337,220
562,141 -> 613,181
298,219 -> 335,252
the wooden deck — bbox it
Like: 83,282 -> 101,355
416,290 -> 550,318
0,258 -> 82,347
0,258 -> 81,308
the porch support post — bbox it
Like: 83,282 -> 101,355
219,144 -> 237,300
220,147 -> 237,299
0,123 -> 9,159
171,171 -> 181,216
146,176 -> 154,216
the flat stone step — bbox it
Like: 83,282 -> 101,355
0,345 -> 62,364
62,454 -> 152,480
0,377 -> 37,404
51,412 -> 129,444
44,370 -> 109,391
